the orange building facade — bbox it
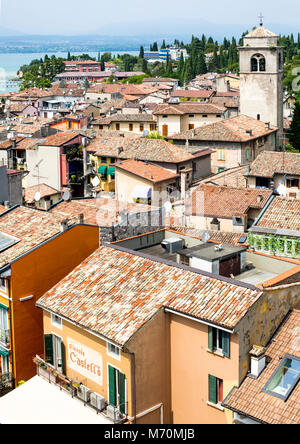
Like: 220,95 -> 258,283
0,224 -> 99,386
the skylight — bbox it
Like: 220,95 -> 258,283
263,354 -> 300,401
0,232 -> 20,253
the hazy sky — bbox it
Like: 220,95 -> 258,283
1,0 -> 299,35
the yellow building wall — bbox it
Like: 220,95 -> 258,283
89,154 -> 115,192
43,312 -> 133,417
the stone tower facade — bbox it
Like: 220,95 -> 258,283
239,26 -> 284,148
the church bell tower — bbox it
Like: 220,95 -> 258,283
239,21 -> 284,148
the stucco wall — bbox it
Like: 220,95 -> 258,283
169,313 -> 238,424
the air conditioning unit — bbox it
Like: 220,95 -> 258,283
106,404 -> 121,422
90,392 -> 106,411
161,237 -> 184,254
77,384 -> 91,403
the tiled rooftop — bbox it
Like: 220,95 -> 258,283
0,206 -> 76,270
24,184 -> 61,204
247,150 -> 300,178
36,244 -> 262,346
223,310 -> 300,424
49,198 -> 152,227
87,136 -> 193,164
154,103 -> 226,115
190,184 -> 273,218
256,197 -> 300,232
170,115 -> 277,142
115,159 -> 179,183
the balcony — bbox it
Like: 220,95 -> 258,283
0,329 -> 10,347
33,355 -> 127,424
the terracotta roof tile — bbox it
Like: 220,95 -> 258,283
191,184 -> 273,218
223,310 -> 300,424
115,159 -> 179,183
36,245 -> 262,346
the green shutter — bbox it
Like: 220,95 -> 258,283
222,331 -> 230,358
60,341 -> 66,375
108,365 -> 116,406
44,334 -> 54,365
208,375 -> 217,404
208,326 -> 213,351
118,372 -> 126,414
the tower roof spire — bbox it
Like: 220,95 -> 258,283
258,13 -> 264,27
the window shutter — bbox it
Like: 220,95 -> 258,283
208,375 -> 217,404
60,341 -> 66,375
208,326 -> 213,351
222,331 -> 230,358
118,372 -> 126,414
44,334 -> 54,365
108,365 -> 116,406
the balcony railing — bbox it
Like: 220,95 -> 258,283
33,355 -> 127,424
0,329 -> 10,346
0,372 -> 14,397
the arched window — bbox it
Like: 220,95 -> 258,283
251,54 -> 266,72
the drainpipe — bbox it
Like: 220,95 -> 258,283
7,277 -> 15,389
125,349 -> 136,424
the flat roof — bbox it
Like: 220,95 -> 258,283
178,243 -> 246,262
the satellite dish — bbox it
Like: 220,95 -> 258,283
277,183 -> 286,197
201,231 -> 211,243
34,191 -> 41,202
92,176 -> 100,187
63,190 -> 71,201
164,201 -> 172,213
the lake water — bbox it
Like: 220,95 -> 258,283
0,50 -> 139,93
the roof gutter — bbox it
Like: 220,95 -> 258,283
164,307 -> 235,333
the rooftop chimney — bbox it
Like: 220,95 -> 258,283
60,219 -> 69,232
250,345 -> 266,378
79,213 -> 84,224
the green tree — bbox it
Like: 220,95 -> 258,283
84,78 -> 90,89
139,46 -> 144,59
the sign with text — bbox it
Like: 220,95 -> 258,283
67,338 -> 103,386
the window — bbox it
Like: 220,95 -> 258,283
150,124 -> 156,131
216,114 -> 221,118
202,114 -> 208,118
217,149 -> 225,161
129,123 -> 133,131
140,124 -> 144,132
245,148 -> 251,161
108,365 -> 126,414
180,255 -> 190,266
257,114 -> 261,121
208,326 -> 230,357
116,123 -> 120,131
107,342 -> 121,360
287,178 -> 299,189
262,355 -> 300,401
189,114 -> 195,118
208,375 -> 224,404
0,306 -> 9,344
51,313 -> 62,330
44,334 -> 65,374
0,278 -> 6,292
251,54 -> 266,72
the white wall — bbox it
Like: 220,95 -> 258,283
26,146 -> 61,191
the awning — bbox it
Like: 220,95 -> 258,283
107,166 -> 115,176
0,346 -> 10,357
132,186 -> 152,199
98,165 -> 107,175
0,375 -> 112,424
